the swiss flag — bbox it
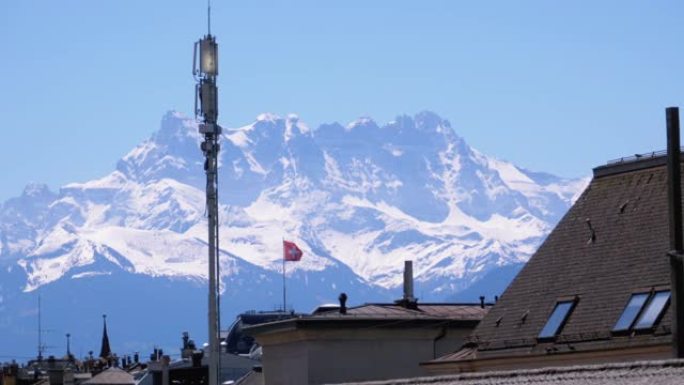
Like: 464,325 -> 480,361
283,240 -> 303,261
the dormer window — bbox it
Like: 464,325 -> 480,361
538,300 -> 577,340
613,290 -> 671,332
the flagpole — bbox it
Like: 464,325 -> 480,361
282,238 -> 287,312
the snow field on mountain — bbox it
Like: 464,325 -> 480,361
1,110 -> 588,298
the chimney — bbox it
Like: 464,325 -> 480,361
3,364 -> 18,385
403,260 -> 415,302
47,357 -> 63,385
63,368 -> 74,385
666,106 -> 684,358
191,351 -> 204,368
338,293 -> 348,315
161,356 -> 170,385
479,296 -> 485,309
181,332 -> 193,359
395,261 -> 418,309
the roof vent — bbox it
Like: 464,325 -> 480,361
338,293 -> 348,315
585,219 -> 596,244
619,201 -> 629,214
520,310 -> 529,324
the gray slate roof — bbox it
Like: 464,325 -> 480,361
314,303 -> 489,320
245,303 -> 489,335
336,359 -> 684,385
440,155 -> 677,362
83,367 -> 135,385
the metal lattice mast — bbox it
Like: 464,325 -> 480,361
194,5 -> 221,384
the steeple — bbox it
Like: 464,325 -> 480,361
99,314 -> 112,359
66,333 -> 73,361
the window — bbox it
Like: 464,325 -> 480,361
538,300 -> 576,340
613,293 -> 649,332
634,291 -> 670,330
613,290 -> 671,332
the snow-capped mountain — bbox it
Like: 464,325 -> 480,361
0,111 -> 587,358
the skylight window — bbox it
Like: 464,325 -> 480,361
613,290 -> 671,333
634,291 -> 670,330
613,293 -> 649,332
538,300 -> 576,340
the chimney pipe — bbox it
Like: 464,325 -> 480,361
403,261 -> 415,302
667,106 -> 684,358
183,332 -> 189,349
338,293 -> 348,315
161,356 -> 170,385
479,296 -> 485,309
191,351 -> 204,368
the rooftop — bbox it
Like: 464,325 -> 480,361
432,154 -> 679,366
594,149 -> 682,177
83,367 -> 135,385
245,302 -> 489,335
338,359 -> 684,385
313,303 -> 489,320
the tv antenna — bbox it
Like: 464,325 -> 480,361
207,0 -> 211,35
36,295 -> 56,360
37,295 -> 45,361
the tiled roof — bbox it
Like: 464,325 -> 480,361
336,359 -> 684,385
83,367 -> 135,385
439,156 -> 677,362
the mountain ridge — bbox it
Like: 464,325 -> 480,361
0,110 -> 589,358
1,110 -> 588,293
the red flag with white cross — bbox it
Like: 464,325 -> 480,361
283,240 -> 303,261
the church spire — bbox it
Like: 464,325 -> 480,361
99,314 -> 111,359
66,333 -> 73,361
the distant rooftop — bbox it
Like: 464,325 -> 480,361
312,303 -> 490,321
83,367 -> 134,385
244,302 -> 490,335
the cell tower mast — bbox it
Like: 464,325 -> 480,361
193,2 -> 221,385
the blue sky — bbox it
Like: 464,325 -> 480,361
1,1 -> 683,201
